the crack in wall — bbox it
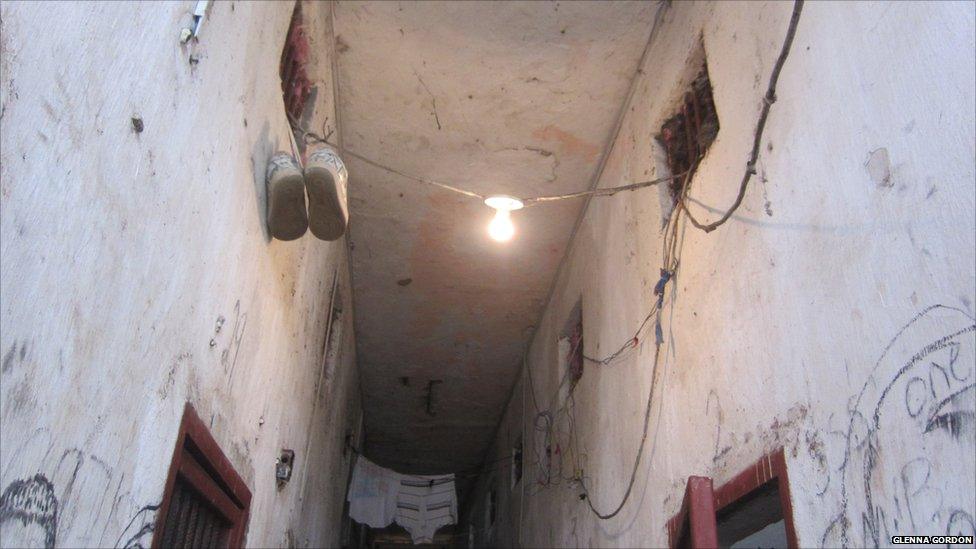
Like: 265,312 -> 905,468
413,70 -> 442,131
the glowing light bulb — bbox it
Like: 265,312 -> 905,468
484,195 -> 524,243
488,209 -> 515,242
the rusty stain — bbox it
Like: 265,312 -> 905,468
531,125 -> 600,162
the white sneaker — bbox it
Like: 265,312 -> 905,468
266,153 -> 308,241
304,146 -> 348,241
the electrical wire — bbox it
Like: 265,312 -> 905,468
575,0 -> 804,520
522,340 -> 586,490
582,298 -> 661,366
454,453 -> 522,478
523,348 -> 543,432
520,172 -> 688,207
286,113 -> 687,206
679,0 -> 804,233
343,148 -> 487,201
578,339 -> 663,519
571,165 -> 687,520
345,442 -> 514,480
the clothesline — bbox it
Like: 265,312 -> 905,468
347,454 -> 458,545
345,443 -> 510,479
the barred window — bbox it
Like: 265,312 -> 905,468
154,404 -> 251,548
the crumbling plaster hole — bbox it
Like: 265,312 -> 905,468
651,39 -> 721,226
655,61 -> 720,205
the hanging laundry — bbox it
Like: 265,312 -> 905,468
395,475 -> 457,544
347,456 -> 399,528
345,455 -> 458,544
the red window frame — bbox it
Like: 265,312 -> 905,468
152,404 -> 252,548
667,448 -> 798,548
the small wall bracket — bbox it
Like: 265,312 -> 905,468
276,449 -> 296,487
181,0 -> 212,44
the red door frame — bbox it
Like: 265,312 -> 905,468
667,476 -> 719,548
667,447 -> 799,548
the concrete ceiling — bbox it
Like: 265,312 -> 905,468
335,1 -> 659,474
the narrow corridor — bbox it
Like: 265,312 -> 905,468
0,1 -> 974,548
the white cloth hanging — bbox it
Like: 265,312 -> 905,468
345,456 -> 457,544
394,475 -> 457,544
347,456 -> 400,528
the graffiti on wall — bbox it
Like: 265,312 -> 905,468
114,503 -> 160,549
0,429 -> 160,548
220,300 -> 248,387
821,304 -> 976,547
0,301 -> 254,547
0,474 -> 58,548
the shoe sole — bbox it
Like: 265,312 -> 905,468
268,170 -> 308,241
306,165 -> 348,241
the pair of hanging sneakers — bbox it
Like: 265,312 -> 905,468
266,146 -> 348,241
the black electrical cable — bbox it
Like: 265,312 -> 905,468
576,0 -> 804,520
573,161 -> 684,520
680,0 -> 804,233
578,340 -> 663,520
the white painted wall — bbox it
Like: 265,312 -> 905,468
464,2 -> 976,547
0,1 -> 361,547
